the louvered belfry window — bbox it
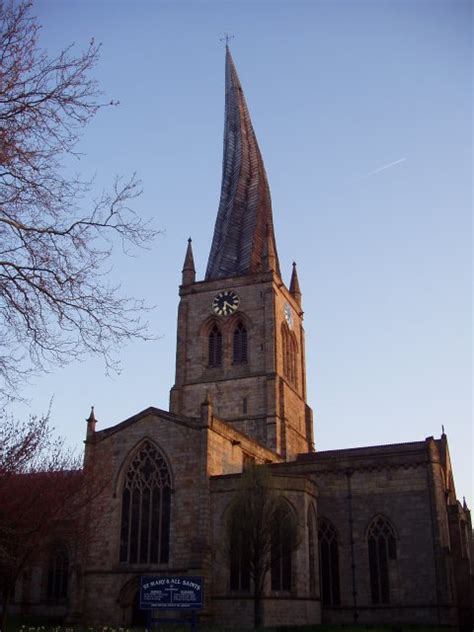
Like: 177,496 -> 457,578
208,325 -> 223,367
282,325 -> 297,385
120,441 -> 171,565
368,516 -> 397,604
318,518 -> 340,605
233,321 -> 248,364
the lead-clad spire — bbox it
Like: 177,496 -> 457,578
205,47 -> 281,280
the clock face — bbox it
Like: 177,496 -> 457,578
284,302 -> 293,328
212,290 -> 240,317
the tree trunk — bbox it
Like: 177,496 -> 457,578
254,584 -> 262,629
1,586 -> 12,632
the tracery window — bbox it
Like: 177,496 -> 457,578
308,507 -> 317,596
119,441 -> 171,565
208,324 -> 222,367
47,544 -> 69,601
367,515 -> 397,604
318,518 -> 340,605
233,321 -> 248,364
271,504 -> 293,591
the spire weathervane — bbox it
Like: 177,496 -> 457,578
220,33 -> 235,46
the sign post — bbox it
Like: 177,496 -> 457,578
140,576 -> 203,631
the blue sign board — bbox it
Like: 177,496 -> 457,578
140,576 -> 203,610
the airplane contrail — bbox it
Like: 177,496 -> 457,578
350,157 -> 407,183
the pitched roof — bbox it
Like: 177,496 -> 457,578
205,46 -> 281,280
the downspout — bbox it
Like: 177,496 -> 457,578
346,470 -> 358,622
426,462 -> 442,624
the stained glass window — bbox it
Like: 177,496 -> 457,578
308,508 -> 317,596
47,544 -> 69,600
119,441 -> 171,565
318,518 -> 340,605
368,516 -> 397,604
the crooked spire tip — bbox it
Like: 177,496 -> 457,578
205,48 -> 280,280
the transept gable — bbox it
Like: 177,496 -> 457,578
93,406 -> 200,443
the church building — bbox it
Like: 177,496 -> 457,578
11,47 -> 473,628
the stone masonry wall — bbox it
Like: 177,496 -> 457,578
78,409 -> 213,625
291,441 -> 460,626
209,472 -> 321,627
170,271 -> 312,458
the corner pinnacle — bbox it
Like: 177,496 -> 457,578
86,406 -> 97,437
289,261 -> 302,305
182,237 -> 196,285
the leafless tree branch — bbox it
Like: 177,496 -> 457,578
0,1 -> 159,401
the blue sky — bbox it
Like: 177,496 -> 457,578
12,1 -> 472,503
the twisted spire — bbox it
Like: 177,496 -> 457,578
205,46 -> 280,280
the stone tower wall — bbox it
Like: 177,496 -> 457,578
170,271 -> 312,458
78,411 -> 212,625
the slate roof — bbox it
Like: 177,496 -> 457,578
205,46 -> 281,280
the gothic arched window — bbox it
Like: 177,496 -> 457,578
47,544 -> 69,601
119,441 -> 171,565
208,324 -> 223,367
233,321 -> 248,364
318,518 -> 340,605
308,507 -> 317,596
282,325 -> 297,386
367,515 -> 397,604
282,325 -> 289,378
289,336 -> 297,385
271,503 -> 293,591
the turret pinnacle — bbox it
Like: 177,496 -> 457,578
86,406 -> 97,438
182,237 -> 196,285
289,261 -> 302,305
205,46 -> 281,280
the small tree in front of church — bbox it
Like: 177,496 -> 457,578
0,410 -> 104,630
225,466 -> 300,629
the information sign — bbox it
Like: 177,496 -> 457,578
140,576 -> 203,610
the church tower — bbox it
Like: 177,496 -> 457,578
170,47 -> 313,459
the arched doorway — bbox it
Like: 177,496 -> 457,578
131,590 -> 148,628
117,576 -> 147,627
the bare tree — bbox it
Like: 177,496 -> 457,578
0,409 -> 103,629
0,1 -> 158,401
226,466 -> 300,628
